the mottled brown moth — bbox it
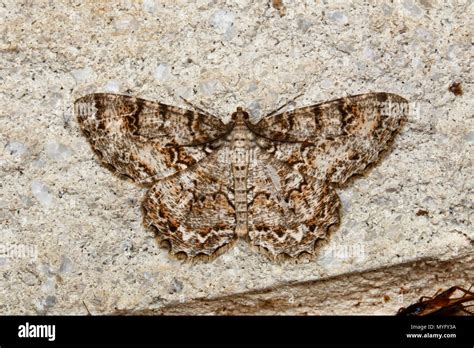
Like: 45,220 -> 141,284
75,92 -> 407,261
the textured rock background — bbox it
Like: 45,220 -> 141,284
1,0 -> 472,314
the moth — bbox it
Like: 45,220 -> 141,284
396,286 -> 474,316
74,92 -> 407,261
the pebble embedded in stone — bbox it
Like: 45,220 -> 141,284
210,10 -> 235,36
41,278 -> 56,294
114,17 -> 139,32
248,100 -> 262,119
143,272 -> 155,282
329,11 -> 348,25
297,18 -> 313,33
6,141 -> 27,157
70,66 -> 94,84
169,278 -> 183,293
382,4 -> 393,16
464,131 -> 474,142
415,27 -> 432,41
403,0 -> 422,16
321,79 -> 334,89
338,189 -> 353,212
31,180 -> 54,207
45,141 -> 72,162
363,46 -> 375,60
59,256 -> 74,274
122,240 -> 133,252
154,63 -> 172,82
44,295 -> 57,308
142,0 -> 156,14
199,79 -> 222,96
104,80 -> 120,93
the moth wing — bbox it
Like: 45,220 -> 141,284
248,93 -> 407,185
142,146 -> 237,260
247,148 -> 340,259
75,93 -> 232,185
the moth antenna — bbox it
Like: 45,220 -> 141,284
265,93 -> 304,118
179,96 -> 215,118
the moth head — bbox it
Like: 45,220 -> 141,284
231,107 -> 250,121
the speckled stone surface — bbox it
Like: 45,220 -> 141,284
1,1 -> 472,314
